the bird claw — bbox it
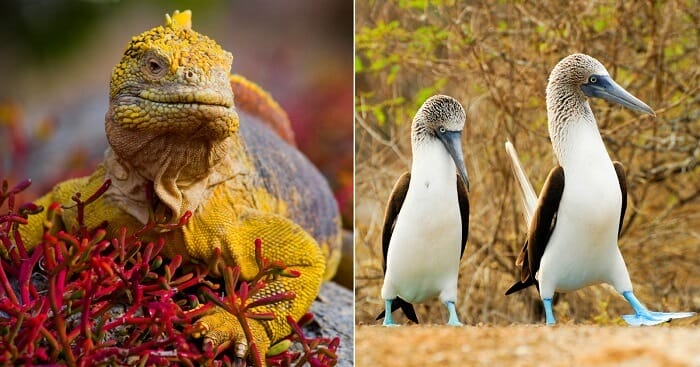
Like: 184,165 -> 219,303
622,311 -> 696,326
382,319 -> 400,327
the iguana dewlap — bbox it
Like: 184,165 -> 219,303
17,10 -> 341,359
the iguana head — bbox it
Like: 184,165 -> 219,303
103,11 -> 242,221
107,10 -> 238,140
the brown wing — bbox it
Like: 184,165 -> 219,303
506,166 -> 565,295
613,161 -> 628,237
381,172 -> 411,273
526,166 -> 565,281
457,175 -> 470,259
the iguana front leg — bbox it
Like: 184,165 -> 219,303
16,167 -> 137,253
180,207 -> 326,360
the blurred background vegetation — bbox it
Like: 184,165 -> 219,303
356,0 -> 699,325
0,0 -> 353,230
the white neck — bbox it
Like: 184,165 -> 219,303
411,140 -> 456,183
548,90 -> 610,168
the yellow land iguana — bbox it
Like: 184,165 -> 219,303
16,10 -> 341,361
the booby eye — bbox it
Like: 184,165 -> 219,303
589,76 -> 597,84
439,127 -> 446,133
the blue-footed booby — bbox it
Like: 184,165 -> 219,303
376,95 -> 470,326
505,53 -> 695,326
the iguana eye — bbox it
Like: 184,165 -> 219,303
143,55 -> 168,78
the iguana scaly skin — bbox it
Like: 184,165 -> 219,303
17,10 -> 341,360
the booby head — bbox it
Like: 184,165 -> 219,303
547,53 -> 655,117
411,95 -> 470,191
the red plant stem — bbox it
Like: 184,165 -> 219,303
11,224 -> 29,260
10,178 -> 32,195
80,282 -> 95,350
0,230 -> 21,264
0,214 -> 28,225
23,315 -> 46,355
18,245 -> 43,304
246,292 -> 296,309
235,301 -> 262,366
0,260 -> 19,304
7,311 -> 24,351
54,272 -> 66,314
49,273 -> 77,367
39,325 -> 60,351
84,179 -> 111,205
7,191 -> 14,211
1,176 -> 341,367
249,343 -> 264,367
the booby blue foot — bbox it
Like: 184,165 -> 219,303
621,291 -> 696,326
383,299 -> 399,327
445,301 -> 462,326
543,298 -> 556,325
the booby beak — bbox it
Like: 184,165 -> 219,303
437,130 -> 470,192
581,75 -> 656,116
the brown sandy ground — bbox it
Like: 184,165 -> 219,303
356,322 -> 700,367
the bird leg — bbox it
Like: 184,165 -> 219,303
621,291 -> 696,326
543,298 -> 556,325
445,301 -> 462,326
382,299 -> 399,327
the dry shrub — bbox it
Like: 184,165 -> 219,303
355,0 -> 699,326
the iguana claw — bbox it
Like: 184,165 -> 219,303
193,306 -> 270,364
233,342 -> 247,367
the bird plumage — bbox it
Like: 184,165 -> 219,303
505,53 -> 694,325
377,95 -> 470,326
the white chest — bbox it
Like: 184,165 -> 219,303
398,143 -> 462,242
384,142 -> 463,301
558,123 -> 622,230
540,118 -> 626,292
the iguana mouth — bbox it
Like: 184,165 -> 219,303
137,89 -> 233,108
110,87 -> 239,138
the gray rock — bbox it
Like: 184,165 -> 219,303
306,281 -> 353,367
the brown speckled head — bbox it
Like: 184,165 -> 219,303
546,54 -> 608,127
411,94 -> 466,144
108,10 -> 238,140
411,94 -> 470,190
545,53 -> 654,164
547,54 -> 608,92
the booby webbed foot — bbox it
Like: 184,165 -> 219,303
543,298 -> 556,325
622,311 -> 696,326
382,299 -> 399,327
445,301 -> 462,326
621,291 -> 695,326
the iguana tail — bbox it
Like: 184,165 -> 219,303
505,140 -> 537,225
230,74 -> 296,146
